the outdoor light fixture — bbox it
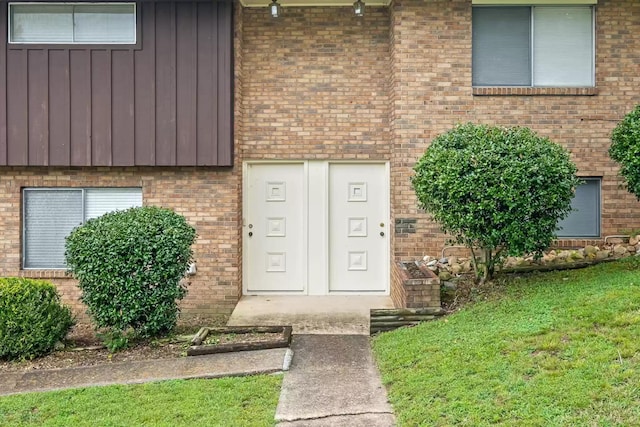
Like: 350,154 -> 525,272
353,0 -> 365,16
269,0 -> 281,18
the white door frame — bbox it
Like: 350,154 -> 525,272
242,160 -> 390,296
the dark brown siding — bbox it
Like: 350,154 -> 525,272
0,1 -> 233,166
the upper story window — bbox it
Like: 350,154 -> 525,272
472,5 -> 594,87
9,3 -> 136,44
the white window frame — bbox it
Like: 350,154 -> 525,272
8,2 -> 137,45
472,5 -> 595,87
22,187 -> 143,269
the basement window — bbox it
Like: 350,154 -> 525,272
23,188 -> 142,269
556,178 -> 601,238
9,3 -> 136,44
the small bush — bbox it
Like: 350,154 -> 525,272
610,104 -> 640,200
0,278 -> 74,360
412,123 -> 580,283
65,206 -> 197,338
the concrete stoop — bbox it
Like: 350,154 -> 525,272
228,295 -> 394,335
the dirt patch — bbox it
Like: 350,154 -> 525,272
0,315 -> 229,373
204,332 -> 283,346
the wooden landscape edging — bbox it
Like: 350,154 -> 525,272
370,308 -> 445,335
187,326 -> 292,356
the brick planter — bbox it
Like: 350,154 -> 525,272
392,261 -> 440,309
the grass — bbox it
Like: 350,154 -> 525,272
373,257 -> 640,426
0,375 -> 282,427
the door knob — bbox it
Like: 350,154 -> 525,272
249,232 -> 253,237
380,231 -> 385,237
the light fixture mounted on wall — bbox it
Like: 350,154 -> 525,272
353,0 -> 365,16
269,0 -> 281,18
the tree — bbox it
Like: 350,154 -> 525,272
609,104 -> 640,200
412,123 -> 580,283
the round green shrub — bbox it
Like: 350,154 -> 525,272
65,206 -> 197,338
610,104 -> 640,200
0,278 -> 74,360
412,123 -> 580,282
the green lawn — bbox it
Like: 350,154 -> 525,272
373,257 -> 640,426
0,375 -> 282,427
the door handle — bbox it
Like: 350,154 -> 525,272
249,232 -> 253,237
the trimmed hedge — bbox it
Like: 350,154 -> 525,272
412,123 -> 580,283
610,104 -> 640,200
0,278 -> 74,361
65,206 -> 197,338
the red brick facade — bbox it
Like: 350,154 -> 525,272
1,0 -> 638,316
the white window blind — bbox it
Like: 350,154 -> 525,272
533,7 -> 594,87
9,3 -> 136,44
10,4 -> 73,43
84,188 -> 143,220
23,188 -> 142,269
74,4 -> 136,43
24,190 -> 83,269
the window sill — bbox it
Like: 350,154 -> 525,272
20,269 -> 71,279
473,87 -> 598,96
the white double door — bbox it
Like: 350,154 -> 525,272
244,161 -> 389,295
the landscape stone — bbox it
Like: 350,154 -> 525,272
630,235 -> 640,246
438,271 -> 452,281
584,245 -> 598,256
450,263 -> 462,275
596,250 -> 610,260
570,250 -> 584,260
614,245 -> 629,256
461,261 -> 472,273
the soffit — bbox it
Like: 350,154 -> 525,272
240,0 -> 390,7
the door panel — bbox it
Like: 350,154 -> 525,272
246,163 -> 306,292
328,163 -> 387,292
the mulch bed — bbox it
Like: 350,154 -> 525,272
0,316 -> 230,373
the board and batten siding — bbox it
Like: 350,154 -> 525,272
0,0 -> 233,166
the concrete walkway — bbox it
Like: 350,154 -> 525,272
0,348 -> 289,396
3,296 -> 397,427
276,335 -> 395,426
229,295 -> 397,426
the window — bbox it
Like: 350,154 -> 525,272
9,3 -> 136,44
23,188 -> 142,269
472,6 -> 594,87
557,178 -> 600,238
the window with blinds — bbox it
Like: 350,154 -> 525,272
9,3 -> 136,44
472,6 -> 594,87
23,188 -> 142,269
557,178 -> 600,238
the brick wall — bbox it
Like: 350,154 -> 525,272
239,7 -> 391,161
1,0 -> 638,317
390,0 -> 640,261
0,167 -> 240,318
